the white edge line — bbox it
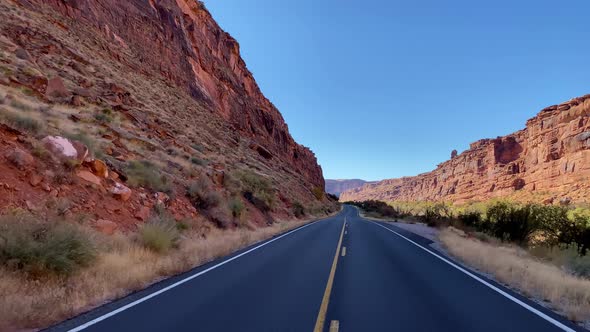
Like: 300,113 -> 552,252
67,219 -> 323,332
368,220 -> 575,332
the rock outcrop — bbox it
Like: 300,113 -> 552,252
341,95 -> 590,204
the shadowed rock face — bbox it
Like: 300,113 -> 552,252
22,0 -> 323,189
341,95 -> 590,204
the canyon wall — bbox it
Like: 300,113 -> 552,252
341,95 -> 590,204
18,0 -> 323,188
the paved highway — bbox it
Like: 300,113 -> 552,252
47,205 -> 582,332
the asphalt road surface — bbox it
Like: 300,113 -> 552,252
47,205 -> 583,332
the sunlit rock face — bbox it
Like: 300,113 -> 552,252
341,95 -> 590,204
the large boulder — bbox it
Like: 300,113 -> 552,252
42,136 -> 88,162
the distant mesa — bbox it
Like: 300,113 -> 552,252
325,179 -> 374,197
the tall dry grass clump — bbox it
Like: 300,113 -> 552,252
0,215 -> 316,331
440,228 -> 590,322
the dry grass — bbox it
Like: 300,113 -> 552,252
440,228 -> 590,322
0,218 -> 316,331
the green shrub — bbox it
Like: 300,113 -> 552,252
65,132 -> 103,158
190,157 -> 205,165
0,213 -> 96,277
457,211 -> 482,228
229,197 -> 244,219
312,186 -> 324,200
138,217 -> 179,253
0,111 -> 43,134
94,108 -> 114,123
293,202 -> 305,218
125,160 -> 172,193
187,177 -> 221,210
347,200 -> 399,219
235,170 -> 275,211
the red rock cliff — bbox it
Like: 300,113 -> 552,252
341,95 -> 590,204
21,0 -> 323,188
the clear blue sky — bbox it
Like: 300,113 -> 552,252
205,0 -> 589,181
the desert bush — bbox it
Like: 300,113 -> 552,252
312,186 -> 324,200
138,216 -> 179,253
94,108 -> 114,123
236,170 -> 275,211
187,177 -> 221,210
243,191 -> 270,212
293,202 -> 306,218
485,202 -> 568,246
348,200 -> 399,219
457,210 -> 482,228
125,160 -> 172,193
228,197 -> 244,219
0,213 -> 96,277
208,206 -> 233,229
190,156 -> 205,165
65,132 -> 103,158
0,111 -> 43,134
420,202 -> 454,227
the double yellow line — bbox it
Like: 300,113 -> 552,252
313,217 -> 347,332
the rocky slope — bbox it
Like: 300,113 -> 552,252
341,95 -> 590,205
0,0 -> 335,230
325,179 -> 371,197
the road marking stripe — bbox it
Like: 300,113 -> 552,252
341,247 -> 346,257
369,220 -> 576,332
66,218 -> 328,332
314,218 -> 347,332
329,320 -> 340,332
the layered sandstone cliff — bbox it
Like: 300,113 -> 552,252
11,0 -> 323,189
341,95 -> 590,204
0,0 -> 335,226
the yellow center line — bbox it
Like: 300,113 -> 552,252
313,217 -> 346,332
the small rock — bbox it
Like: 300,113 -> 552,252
559,197 -> 572,206
76,170 -> 102,185
109,171 -> 119,180
41,183 -> 51,192
45,77 -> 70,99
50,189 -> 59,197
5,148 -> 34,169
15,48 -> 30,60
111,182 -> 132,201
93,219 -> 118,235
29,174 -> 42,187
154,192 -> 169,205
89,159 -> 109,178
25,200 -> 37,211
135,206 -> 150,221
